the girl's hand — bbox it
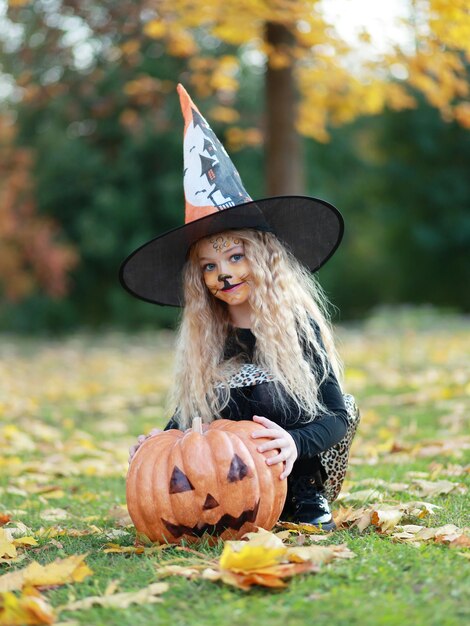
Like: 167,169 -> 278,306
128,428 -> 161,464
251,415 -> 298,480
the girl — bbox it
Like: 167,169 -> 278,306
122,84 -> 359,531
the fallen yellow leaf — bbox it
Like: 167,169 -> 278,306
40,490 -> 66,500
0,554 -> 93,593
238,528 -> 285,548
218,561 -> 317,591
0,589 -> 55,625
219,543 -> 286,572
103,543 -> 170,555
415,524 -> 465,543
156,564 -> 205,579
410,479 -> 466,497
391,523 -> 470,547
354,510 -> 374,532
197,528 -> 352,590
57,582 -> 168,612
371,508 -> 405,532
338,488 -> 383,503
26,557 -> 92,588
0,529 -> 17,559
276,521 -> 329,534
273,530 -> 294,540
39,509 -> 69,522
103,544 -> 145,555
0,523 -> 31,539
12,537 -> 38,548
287,544 -> 356,565
405,501 -> 442,517
33,527 -> 101,539
219,569 -> 288,590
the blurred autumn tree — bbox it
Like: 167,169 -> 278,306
305,97 -> 470,317
141,0 -> 470,190
0,116 -> 78,301
0,0 -> 469,330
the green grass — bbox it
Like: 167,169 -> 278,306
1,311 -> 469,626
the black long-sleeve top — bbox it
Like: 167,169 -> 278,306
164,323 -> 348,463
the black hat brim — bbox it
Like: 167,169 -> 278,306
119,195 -> 344,307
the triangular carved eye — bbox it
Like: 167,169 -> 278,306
227,454 -> 250,482
202,493 -> 219,510
169,466 -> 194,494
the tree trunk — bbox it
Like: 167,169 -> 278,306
265,21 -> 304,196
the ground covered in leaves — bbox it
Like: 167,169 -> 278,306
1,308 -> 469,626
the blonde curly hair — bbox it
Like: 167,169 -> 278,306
168,229 -> 343,429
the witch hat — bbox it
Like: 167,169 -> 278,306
119,84 -> 344,307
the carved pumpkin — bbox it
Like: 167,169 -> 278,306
126,418 -> 287,544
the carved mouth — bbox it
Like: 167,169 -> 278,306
161,499 -> 260,539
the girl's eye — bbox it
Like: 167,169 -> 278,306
203,263 -> 216,272
231,254 -> 243,262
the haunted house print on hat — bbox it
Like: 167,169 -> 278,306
178,83 -> 253,223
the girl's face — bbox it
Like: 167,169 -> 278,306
197,233 -> 251,306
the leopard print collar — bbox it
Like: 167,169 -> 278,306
215,363 -> 275,389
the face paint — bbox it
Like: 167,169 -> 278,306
197,234 -> 252,306
210,235 -> 240,252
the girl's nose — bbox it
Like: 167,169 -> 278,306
218,273 -> 232,283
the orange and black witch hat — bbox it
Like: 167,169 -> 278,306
119,84 -> 344,307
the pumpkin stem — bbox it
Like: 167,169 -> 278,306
192,417 -> 203,434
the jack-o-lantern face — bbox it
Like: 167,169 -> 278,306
126,419 -> 287,544
161,456 -> 260,539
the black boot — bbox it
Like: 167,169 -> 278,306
287,475 -> 336,531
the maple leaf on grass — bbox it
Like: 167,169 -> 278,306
409,479 -> 467,497
0,528 -> 38,567
39,509 -> 69,523
391,524 -> 470,548
57,582 -> 169,612
287,544 -> 356,565
0,554 -> 93,593
156,564 -> 211,580
0,586 -> 55,626
333,506 -> 373,532
337,488 -> 384,503
219,530 -> 286,572
103,543 -> 172,556
217,562 -> 317,591
33,526 -> 103,539
275,521 -> 330,535
0,530 -> 17,559
371,508 -> 405,532
333,501 -> 443,534
10,538 -> 37,549
0,523 -> 31,539
155,527 -> 355,591
273,528 -> 333,543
